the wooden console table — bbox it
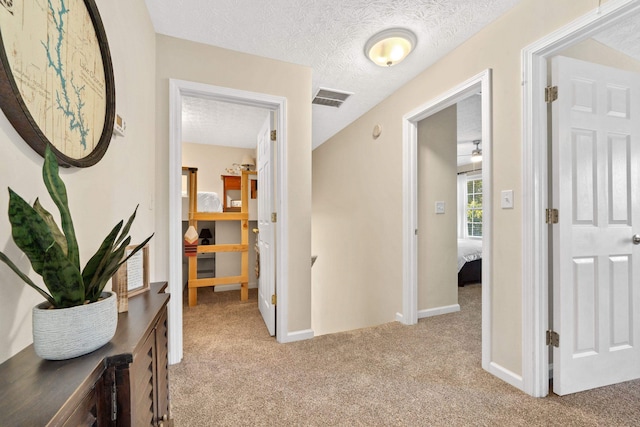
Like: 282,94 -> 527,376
0,282 -> 172,426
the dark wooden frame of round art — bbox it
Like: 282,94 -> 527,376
0,0 -> 115,168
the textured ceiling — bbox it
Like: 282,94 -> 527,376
153,1 -> 640,158
592,13 -> 640,62
182,97 -> 269,149
145,0 -> 522,149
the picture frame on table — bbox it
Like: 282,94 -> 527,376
113,244 -> 150,312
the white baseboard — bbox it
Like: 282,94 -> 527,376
279,329 -> 314,343
417,304 -> 460,319
395,312 -> 404,322
488,361 -> 524,391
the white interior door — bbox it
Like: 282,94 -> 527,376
257,113 -> 276,336
552,56 -> 640,395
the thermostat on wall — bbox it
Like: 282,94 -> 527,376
113,114 -> 126,137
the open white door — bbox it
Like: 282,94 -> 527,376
552,56 -> 640,395
257,113 -> 276,336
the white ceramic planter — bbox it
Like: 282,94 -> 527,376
32,292 -> 117,360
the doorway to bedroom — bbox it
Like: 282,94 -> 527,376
179,96 -> 267,302
522,0 -> 640,397
415,94 -> 484,319
179,96 -> 273,343
455,95 -> 483,292
168,80 -> 287,364
402,69 -> 493,373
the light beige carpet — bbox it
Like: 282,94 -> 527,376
169,285 -> 640,426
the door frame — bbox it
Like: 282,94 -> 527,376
521,0 -> 640,397
401,69 -> 493,373
167,79 -> 287,364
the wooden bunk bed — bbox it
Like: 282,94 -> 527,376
184,167 -> 256,306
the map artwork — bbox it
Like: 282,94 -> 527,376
0,0 -> 107,160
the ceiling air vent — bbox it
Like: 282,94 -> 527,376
312,88 -> 352,108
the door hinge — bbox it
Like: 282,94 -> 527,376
545,208 -> 559,224
545,85 -> 558,103
546,330 -> 560,347
270,130 -> 277,141
271,212 -> 277,222
272,294 -> 277,305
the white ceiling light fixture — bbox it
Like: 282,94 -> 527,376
365,28 -> 417,67
471,140 -> 482,163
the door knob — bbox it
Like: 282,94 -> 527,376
633,234 -> 640,245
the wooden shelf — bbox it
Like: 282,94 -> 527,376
184,169 -> 257,306
222,175 -> 241,212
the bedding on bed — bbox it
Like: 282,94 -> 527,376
457,239 -> 483,273
197,192 -> 223,213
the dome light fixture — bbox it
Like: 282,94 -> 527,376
365,28 -> 417,67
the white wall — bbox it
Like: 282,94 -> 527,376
417,106 -> 458,311
0,0 -> 157,364
312,0 -> 603,376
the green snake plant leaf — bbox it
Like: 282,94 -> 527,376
0,252 -> 55,306
33,198 -> 68,257
116,233 -> 154,270
1,145 -> 154,308
85,235 -> 131,302
42,145 -> 80,271
6,189 -> 55,275
82,220 -> 123,298
41,243 -> 85,308
115,205 -> 139,247
86,233 -> 153,302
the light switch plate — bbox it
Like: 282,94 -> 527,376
435,201 -> 445,214
501,190 -> 514,209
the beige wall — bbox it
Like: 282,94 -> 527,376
312,0 -> 601,375
311,112 -> 403,334
182,143 -> 254,195
0,0 -> 157,364
417,106 -> 458,310
155,35 -> 313,332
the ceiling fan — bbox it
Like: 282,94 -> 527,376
470,140 -> 482,163
457,140 -> 482,164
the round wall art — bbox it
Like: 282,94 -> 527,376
0,0 -> 115,167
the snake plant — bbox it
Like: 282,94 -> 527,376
0,145 -> 153,308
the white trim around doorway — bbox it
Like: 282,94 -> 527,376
400,69 -> 494,378
521,0 -> 640,398
167,79 -> 289,364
